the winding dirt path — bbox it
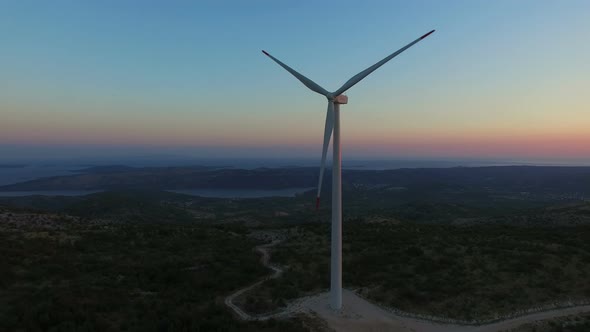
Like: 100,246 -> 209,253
224,239 -> 285,321
224,237 -> 590,331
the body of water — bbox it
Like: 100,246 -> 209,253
167,188 -> 313,198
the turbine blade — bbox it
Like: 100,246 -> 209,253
333,30 -> 435,96
316,101 -> 334,210
262,50 -> 330,97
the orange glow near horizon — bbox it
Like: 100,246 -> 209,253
4,113 -> 590,159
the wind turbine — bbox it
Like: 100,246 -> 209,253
262,30 -> 435,310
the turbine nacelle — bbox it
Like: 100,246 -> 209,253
333,95 -> 348,104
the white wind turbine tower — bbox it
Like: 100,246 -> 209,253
262,30 -> 435,310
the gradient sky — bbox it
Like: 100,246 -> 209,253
1,0 -> 589,162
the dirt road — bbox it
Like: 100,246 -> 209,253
294,290 -> 590,332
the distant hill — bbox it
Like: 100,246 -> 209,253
63,190 -> 196,223
2,166 -> 590,198
452,201 -> 590,226
3,186 -> 590,227
0,190 -> 229,224
0,195 -> 82,212
0,166 -> 318,191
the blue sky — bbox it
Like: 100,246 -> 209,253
1,1 -> 589,162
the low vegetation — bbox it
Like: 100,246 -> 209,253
3,183 -> 590,329
0,212 -> 309,332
